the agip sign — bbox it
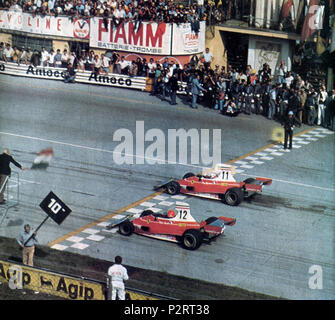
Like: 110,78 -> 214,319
0,260 -> 105,300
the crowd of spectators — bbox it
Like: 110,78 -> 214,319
1,0 -> 208,27
143,48 -> 334,131
1,40 -> 334,130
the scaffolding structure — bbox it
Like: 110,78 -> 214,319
0,172 -> 20,225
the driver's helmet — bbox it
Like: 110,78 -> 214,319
167,209 -> 176,218
209,172 -> 218,179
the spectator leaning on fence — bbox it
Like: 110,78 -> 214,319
47,49 -> 55,67
54,49 -> 62,68
41,47 -> 49,67
3,43 -> 13,62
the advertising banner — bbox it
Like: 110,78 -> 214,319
0,10 -> 76,38
171,21 -> 206,55
0,62 -> 147,91
0,260 -> 105,300
90,19 -> 172,55
73,18 -> 90,39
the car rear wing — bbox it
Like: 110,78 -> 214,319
218,217 -> 236,226
255,177 -> 272,186
153,178 -> 175,190
204,216 -> 236,228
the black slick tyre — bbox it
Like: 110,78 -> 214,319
119,220 -> 134,236
165,181 -> 181,195
182,229 -> 203,250
224,188 -> 243,206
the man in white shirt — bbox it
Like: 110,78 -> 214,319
147,58 -> 156,78
285,71 -> 294,89
61,49 -> 69,67
41,47 -> 49,66
107,256 -> 129,300
119,56 -> 129,75
69,51 -> 77,67
3,43 -> 14,62
101,53 -> 111,73
47,49 -> 56,67
201,47 -> 213,70
277,60 -> 287,85
317,85 -> 328,126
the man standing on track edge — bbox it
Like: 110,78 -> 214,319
108,255 -> 129,300
282,111 -> 301,150
0,149 -> 26,205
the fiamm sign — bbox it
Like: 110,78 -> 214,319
0,260 -> 105,300
90,19 -> 172,55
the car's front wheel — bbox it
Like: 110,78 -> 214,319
119,220 -> 134,236
182,229 -> 203,250
165,181 -> 180,195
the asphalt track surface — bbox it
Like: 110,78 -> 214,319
0,74 -> 334,299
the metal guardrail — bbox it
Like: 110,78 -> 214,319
0,62 -> 148,91
0,61 -> 200,96
0,172 -> 20,225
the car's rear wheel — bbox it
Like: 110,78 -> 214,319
224,188 -> 243,206
183,172 -> 195,179
182,229 -> 203,250
119,220 -> 134,236
165,181 -> 180,195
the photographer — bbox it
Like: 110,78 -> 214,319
64,63 -> 76,83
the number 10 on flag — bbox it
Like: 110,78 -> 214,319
40,191 -> 72,225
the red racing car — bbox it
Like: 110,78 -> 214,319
154,164 -> 272,206
107,202 -> 236,250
